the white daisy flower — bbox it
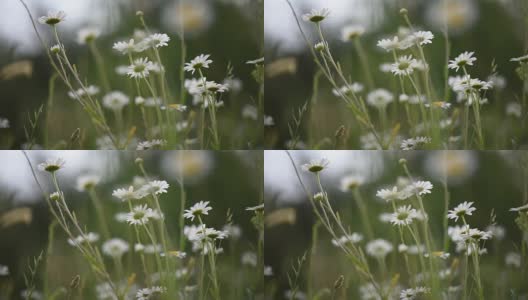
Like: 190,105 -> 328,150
136,286 -> 166,300
127,57 -> 155,79
38,10 -> 66,26
409,181 -> 433,196
0,265 -> 9,276
101,238 -> 129,258
102,91 -> 129,111
126,204 -> 155,226
340,174 -> 365,191
136,139 -> 167,150
505,252 -> 521,268
367,89 -> 394,109
412,31 -> 434,45
390,205 -> 418,226
184,54 -> 213,74
38,157 -> 65,173
448,51 -> 477,72
302,8 -> 330,23
76,174 -> 101,192
113,39 -> 142,55
506,102 -> 522,118
67,85 -> 100,100
313,192 -> 326,202
241,251 -> 258,267
400,136 -> 432,150
448,201 -> 476,221
301,157 -> 329,173
376,186 -> 400,202
366,239 -> 393,259
0,118 -> 10,129
391,55 -> 419,76
112,186 -> 144,201
332,83 -> 364,97
341,25 -> 365,41
261,115 -> 274,127
314,41 -> 327,52
76,27 -> 100,44
145,33 -> 170,48
331,233 -> 364,247
50,44 -> 63,54
400,287 -> 430,300
377,36 -> 400,52
184,201 -> 212,221
140,180 -> 169,195
67,232 -> 100,246
264,266 -> 274,276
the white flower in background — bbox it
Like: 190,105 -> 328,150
38,10 -> 66,26
136,139 -> 167,150
50,44 -> 62,54
301,157 -> 329,173
0,117 -> 10,128
145,33 -> 170,48
448,201 -> 476,221
331,233 -> 363,247
112,186 -> 134,201
77,27 -> 100,44
409,181 -> 433,196
136,286 -> 166,300
67,232 -> 100,246
113,39 -> 143,54
377,36 -> 400,52
49,191 -> 62,201
302,8 -> 330,23
485,224 -> 505,240
390,205 -> 418,226
313,192 -> 326,202
391,55 -> 419,76
0,265 -> 9,276
241,251 -> 258,267
341,25 -> 365,41
184,201 -> 212,221
366,239 -> 393,259
400,287 -> 430,300
411,31 -> 434,45
506,102 -> 522,118
426,0 -> 479,35
505,252 -> 521,268
284,290 -> 307,300
20,290 -> 43,300
264,266 -> 273,276
379,213 -> 393,223
102,91 -> 129,111
102,238 -> 129,258
448,51 -> 477,72
222,224 -> 242,240
367,89 -> 394,109
460,227 -> 493,243
340,175 -> 365,191
376,186 -> 400,202
314,41 -> 327,52
67,85 -> 100,100
38,157 -> 65,173
243,104 -> 259,119
223,77 -> 243,93
76,174 -> 101,192
424,151 -> 478,185
332,83 -> 364,97
127,57 -> 155,79
139,180 -> 169,195
126,204 -> 155,226
487,74 -> 506,90
264,116 -> 275,126
184,54 -> 213,74
400,136 -> 431,150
